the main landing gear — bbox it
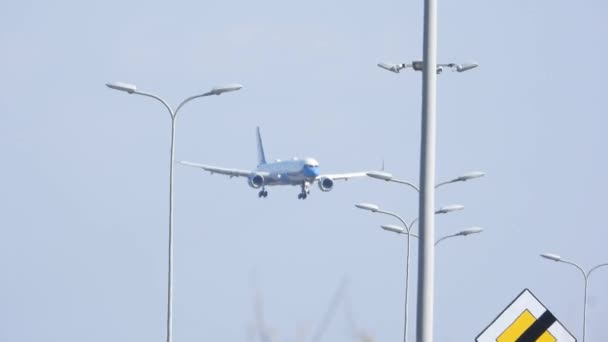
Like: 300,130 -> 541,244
258,188 -> 268,198
298,182 -> 310,200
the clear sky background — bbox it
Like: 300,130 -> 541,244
1,0 -> 608,341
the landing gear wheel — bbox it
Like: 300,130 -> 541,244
299,182 -> 310,200
258,190 -> 268,198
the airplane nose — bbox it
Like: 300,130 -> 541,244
304,166 -> 319,177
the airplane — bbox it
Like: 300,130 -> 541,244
180,127 -> 376,200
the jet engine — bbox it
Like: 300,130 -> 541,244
317,177 -> 334,192
248,174 -> 264,188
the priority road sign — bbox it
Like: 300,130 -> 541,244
476,289 -> 576,342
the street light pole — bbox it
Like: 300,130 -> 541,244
354,205 -> 417,342
355,203 -> 463,342
376,9 -> 478,341
418,0 -> 438,339
540,253 -> 608,342
377,210 -> 415,342
106,82 -> 242,342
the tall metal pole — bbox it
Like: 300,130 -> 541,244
167,116 -> 176,342
582,275 -> 588,342
560,261 -> 587,342
378,211 -> 413,342
128,91 -> 178,342
403,225 -> 411,342
416,0 -> 438,340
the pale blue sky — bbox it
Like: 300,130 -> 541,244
1,0 -> 608,341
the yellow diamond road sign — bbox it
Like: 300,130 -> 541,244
476,289 -> 576,342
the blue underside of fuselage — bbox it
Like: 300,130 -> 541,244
255,162 -> 320,186
264,173 -> 316,186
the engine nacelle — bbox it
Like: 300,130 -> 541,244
318,177 -> 334,192
248,174 -> 264,188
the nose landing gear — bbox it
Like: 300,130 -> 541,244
298,182 -> 310,200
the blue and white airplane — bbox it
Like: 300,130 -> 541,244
180,127 -> 375,199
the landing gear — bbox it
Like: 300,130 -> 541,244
298,182 -> 310,200
258,189 -> 268,198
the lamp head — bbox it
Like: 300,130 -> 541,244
381,224 -> 405,234
106,82 -> 137,94
377,62 -> 402,73
541,253 -> 562,262
458,227 -> 484,236
456,63 -> 479,72
355,203 -> 380,212
367,171 -> 394,181
206,83 -> 243,95
435,204 -> 465,214
456,171 -> 486,182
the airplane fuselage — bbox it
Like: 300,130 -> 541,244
255,157 -> 320,186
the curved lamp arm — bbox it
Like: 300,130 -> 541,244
560,260 -> 587,280
392,179 -> 420,193
376,209 -> 412,233
588,263 -> 608,279
434,234 -> 457,246
132,91 -> 175,118
174,93 -> 214,116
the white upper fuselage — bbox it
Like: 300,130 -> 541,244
255,157 -> 320,186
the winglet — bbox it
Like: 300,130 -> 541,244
256,126 -> 267,166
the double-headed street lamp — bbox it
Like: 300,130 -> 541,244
367,171 -> 485,192
355,202 -> 464,342
381,225 -> 483,246
106,81 -> 242,342
378,61 -> 478,75
540,253 -> 608,342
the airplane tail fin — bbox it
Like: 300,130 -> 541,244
256,126 -> 267,166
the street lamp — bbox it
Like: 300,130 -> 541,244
106,81 -> 242,342
379,19 -> 478,340
540,253 -> 608,342
378,61 -> 478,74
379,225 -> 483,246
366,171 -> 485,191
355,202 -> 463,342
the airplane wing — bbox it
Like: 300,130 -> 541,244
179,161 -> 262,178
317,171 -> 371,181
